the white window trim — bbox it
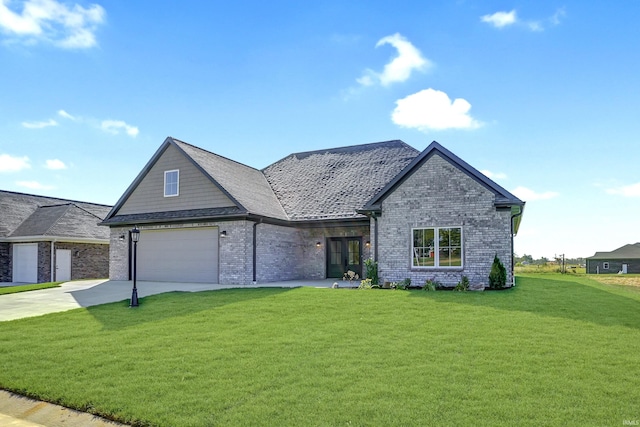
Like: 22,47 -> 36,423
164,169 -> 179,197
411,226 -> 464,269
603,262 -> 609,270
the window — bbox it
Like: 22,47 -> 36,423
603,262 -> 609,270
412,227 -> 462,268
164,170 -> 179,197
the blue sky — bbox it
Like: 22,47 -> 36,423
1,0 -> 639,259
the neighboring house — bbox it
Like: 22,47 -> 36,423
101,137 -> 524,287
0,190 -> 111,283
586,243 -> 640,274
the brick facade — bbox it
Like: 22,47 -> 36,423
1,241 -> 108,283
108,221 -> 372,285
376,153 -> 514,288
0,242 -> 10,282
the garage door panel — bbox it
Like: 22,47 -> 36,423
13,243 -> 38,283
136,227 -> 219,283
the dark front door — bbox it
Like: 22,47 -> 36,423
327,237 -> 362,278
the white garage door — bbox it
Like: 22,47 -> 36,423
136,227 -> 219,283
13,243 -> 38,283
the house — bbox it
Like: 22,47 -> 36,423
0,190 -> 111,283
101,137 -> 524,288
586,243 -> 640,274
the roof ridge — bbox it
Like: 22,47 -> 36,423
263,139 -> 417,171
171,137 -> 262,173
41,204 -> 72,236
0,189 -> 111,208
296,139 -> 414,157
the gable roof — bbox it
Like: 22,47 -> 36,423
0,190 -> 111,241
102,137 -> 288,225
262,140 -> 420,220
588,243 -> 640,260
363,141 -> 524,210
173,139 -> 288,220
103,137 -> 525,227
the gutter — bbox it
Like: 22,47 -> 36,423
1,236 -> 109,245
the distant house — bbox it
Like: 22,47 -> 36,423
101,137 -> 525,288
586,243 -> 640,274
0,190 -> 111,283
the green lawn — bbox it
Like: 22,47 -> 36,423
0,282 -> 61,295
1,274 -> 640,426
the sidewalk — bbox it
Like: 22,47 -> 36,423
0,390 -> 127,427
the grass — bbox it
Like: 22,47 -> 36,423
1,274 -> 640,426
0,282 -> 62,295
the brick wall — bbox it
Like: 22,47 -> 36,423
377,153 -> 514,288
106,220 -> 373,285
109,227 -> 131,280
0,242 -> 10,282
54,242 -> 109,280
218,221 -> 253,285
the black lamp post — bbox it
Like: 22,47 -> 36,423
130,225 -> 140,307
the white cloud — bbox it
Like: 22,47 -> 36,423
358,33 -> 431,87
17,180 -> 54,190
511,186 -> 559,201
0,153 -> 30,172
0,0 -> 106,48
606,183 -> 640,198
45,158 -> 66,170
481,10 -> 517,28
100,120 -> 139,137
391,88 -> 482,131
481,8 -> 565,32
21,118 -> 58,128
550,8 -> 566,26
57,109 -> 76,120
481,170 -> 507,180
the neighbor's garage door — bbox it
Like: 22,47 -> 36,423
12,243 -> 38,283
136,227 -> 219,283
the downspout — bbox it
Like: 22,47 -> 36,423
252,221 -> 259,284
510,207 -> 524,286
374,215 -> 379,262
50,240 -> 56,282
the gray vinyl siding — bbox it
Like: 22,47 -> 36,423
118,144 -> 235,215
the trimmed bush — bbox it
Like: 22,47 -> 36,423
489,255 -> 507,289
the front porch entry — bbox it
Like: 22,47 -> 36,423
326,237 -> 362,279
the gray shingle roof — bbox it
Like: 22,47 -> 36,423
173,139 -> 288,220
0,190 -> 111,240
588,243 -> 640,259
262,140 -> 420,220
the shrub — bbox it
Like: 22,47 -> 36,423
454,276 -> 470,292
364,258 -> 379,286
489,255 -> 507,289
392,278 -> 411,290
423,279 -> 438,291
358,278 -> 373,290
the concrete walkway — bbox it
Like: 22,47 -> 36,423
0,278 -> 336,322
0,390 -> 127,427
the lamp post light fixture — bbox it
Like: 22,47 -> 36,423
130,225 -> 140,307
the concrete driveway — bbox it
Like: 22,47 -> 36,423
0,279 -> 336,322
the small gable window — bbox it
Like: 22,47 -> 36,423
164,170 -> 179,197
412,227 -> 463,268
